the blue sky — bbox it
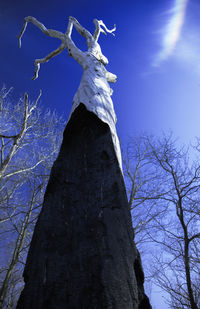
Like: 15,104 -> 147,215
1,0 -> 200,307
1,0 -> 200,148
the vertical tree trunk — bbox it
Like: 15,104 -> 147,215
177,199 -> 198,309
16,104 -> 151,309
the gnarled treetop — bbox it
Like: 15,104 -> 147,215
18,16 -> 116,80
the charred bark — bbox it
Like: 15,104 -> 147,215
17,104 -> 151,309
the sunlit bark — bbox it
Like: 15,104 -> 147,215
17,17 -> 123,170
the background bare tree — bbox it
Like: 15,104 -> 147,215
0,86 -> 64,308
123,133 -> 200,309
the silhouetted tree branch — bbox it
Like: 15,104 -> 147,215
0,87 -> 64,308
123,133 -> 200,309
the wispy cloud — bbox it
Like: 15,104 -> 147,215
153,0 -> 188,66
173,30 -> 200,75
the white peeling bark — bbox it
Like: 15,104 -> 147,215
18,16 -> 122,171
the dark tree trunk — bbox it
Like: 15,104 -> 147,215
17,104 -> 151,309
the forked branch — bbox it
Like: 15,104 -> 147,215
93,19 -> 116,42
67,16 -> 93,41
18,16 -> 116,79
18,16 -> 66,79
0,91 -> 42,179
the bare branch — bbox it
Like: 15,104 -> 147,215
32,44 -> 65,80
93,19 -> 116,42
189,233 -> 200,243
68,16 -> 93,41
0,134 -> 20,139
29,89 -> 42,113
17,16 -> 66,79
17,19 -> 28,48
0,91 -> 42,179
17,16 -> 64,47
3,158 -> 45,179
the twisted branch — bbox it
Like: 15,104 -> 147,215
32,43 -> 65,80
93,19 -> 116,41
17,17 -> 65,80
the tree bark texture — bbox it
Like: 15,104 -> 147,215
16,104 -> 151,309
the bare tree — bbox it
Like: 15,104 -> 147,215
123,136 -> 167,247
0,86 -> 64,308
123,133 -> 200,309
15,17 -> 152,309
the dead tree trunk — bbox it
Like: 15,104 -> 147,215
16,16 -> 151,309
16,104 -> 151,308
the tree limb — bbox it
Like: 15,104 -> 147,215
32,44 -> 65,80
93,19 -> 116,42
0,91 -> 42,179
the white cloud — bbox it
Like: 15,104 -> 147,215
153,0 -> 188,67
